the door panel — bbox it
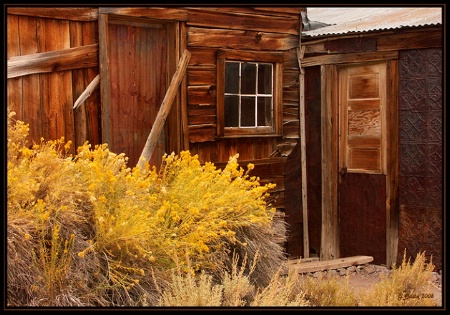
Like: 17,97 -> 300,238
106,19 -> 168,168
338,63 -> 387,264
339,63 -> 386,174
339,173 -> 386,264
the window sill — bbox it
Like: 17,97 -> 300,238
216,133 -> 283,139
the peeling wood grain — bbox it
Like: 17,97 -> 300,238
187,68 -> 216,85
187,85 -> 216,105
188,48 -> 217,66
188,124 -> 217,142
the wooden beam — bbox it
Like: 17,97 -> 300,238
7,44 -> 98,79
302,51 -> 398,67
386,59 -> 399,268
98,14 -> 112,150
98,7 -> 188,21
137,49 -> 191,169
180,22 -> 190,151
320,64 -> 340,261
297,47 -> 309,259
7,7 -> 98,21
73,74 -> 100,109
289,255 -> 374,273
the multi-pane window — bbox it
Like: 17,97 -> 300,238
224,61 -> 273,128
217,50 -> 283,137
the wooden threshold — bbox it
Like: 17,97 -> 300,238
288,255 -> 374,273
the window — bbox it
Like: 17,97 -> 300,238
217,50 -> 283,137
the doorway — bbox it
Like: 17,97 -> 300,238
99,14 -> 180,168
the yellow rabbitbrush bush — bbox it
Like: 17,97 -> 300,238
154,151 -> 276,273
7,113 -> 104,306
7,112 -> 282,306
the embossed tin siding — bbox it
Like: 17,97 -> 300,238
397,48 -> 443,270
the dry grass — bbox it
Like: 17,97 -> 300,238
300,272 -> 358,306
358,251 -> 436,306
6,113 -> 438,308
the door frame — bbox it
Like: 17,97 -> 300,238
98,10 -> 184,167
320,59 -> 399,267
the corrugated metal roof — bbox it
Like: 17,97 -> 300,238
302,7 -> 443,38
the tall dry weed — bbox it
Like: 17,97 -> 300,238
359,251 -> 436,306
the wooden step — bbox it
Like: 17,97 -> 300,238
288,255 -> 374,273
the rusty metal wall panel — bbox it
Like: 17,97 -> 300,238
339,173 -> 387,265
398,48 -> 442,270
398,206 -> 442,268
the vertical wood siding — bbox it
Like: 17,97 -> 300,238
7,13 -> 100,153
107,22 -> 168,167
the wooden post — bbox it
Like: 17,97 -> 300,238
136,49 -> 191,169
297,46 -> 309,259
73,74 -> 100,109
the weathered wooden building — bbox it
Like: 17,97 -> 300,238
6,5 -> 306,256
6,6 -> 443,271
299,7 -> 443,270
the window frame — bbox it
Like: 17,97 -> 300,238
216,49 -> 283,138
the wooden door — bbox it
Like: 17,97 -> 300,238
99,15 -> 174,169
338,63 -> 387,265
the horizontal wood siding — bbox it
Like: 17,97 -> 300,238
185,7 -> 303,212
188,27 -> 299,51
186,8 -> 300,35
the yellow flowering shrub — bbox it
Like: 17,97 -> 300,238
7,112 -> 281,306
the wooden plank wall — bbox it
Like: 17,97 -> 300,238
7,8 -> 101,153
184,7 -> 304,212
